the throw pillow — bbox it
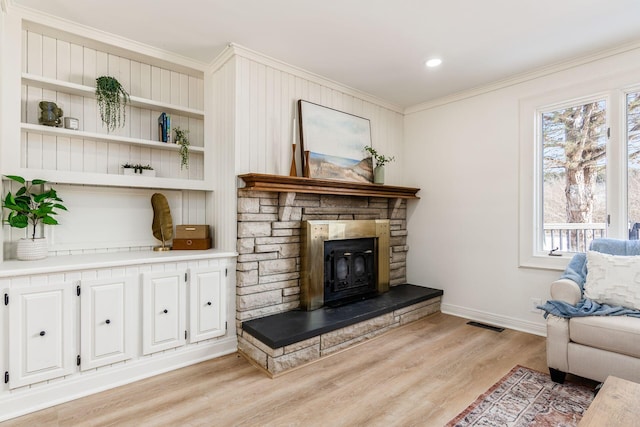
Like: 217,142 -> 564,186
584,250 -> 640,310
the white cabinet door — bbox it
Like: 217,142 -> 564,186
188,266 -> 227,343
9,283 -> 75,388
80,277 -> 136,371
142,271 -> 186,355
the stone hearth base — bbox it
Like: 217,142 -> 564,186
238,293 -> 442,376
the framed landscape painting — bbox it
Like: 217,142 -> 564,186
298,100 -> 373,183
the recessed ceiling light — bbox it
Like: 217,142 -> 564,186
425,58 -> 442,68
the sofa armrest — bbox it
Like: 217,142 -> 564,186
550,278 -> 581,305
546,314 -> 570,372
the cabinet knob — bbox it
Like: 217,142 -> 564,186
105,319 -> 111,324
163,309 -> 168,314
207,301 -> 212,306
39,331 -> 46,336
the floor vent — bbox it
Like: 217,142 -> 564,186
467,321 -> 504,333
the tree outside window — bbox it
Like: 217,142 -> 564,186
627,92 -> 640,237
541,99 -> 607,252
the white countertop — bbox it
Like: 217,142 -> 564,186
0,249 -> 238,278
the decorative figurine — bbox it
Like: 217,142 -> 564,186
38,101 -> 63,127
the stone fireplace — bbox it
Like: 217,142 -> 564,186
235,185 -> 410,324
300,219 -> 390,310
235,174 -> 442,376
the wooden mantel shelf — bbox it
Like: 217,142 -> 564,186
239,173 -> 420,199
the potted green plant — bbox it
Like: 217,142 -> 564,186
364,145 -> 395,184
95,76 -> 130,132
140,164 -> 156,177
122,163 -> 136,175
2,175 -> 68,260
174,127 -> 190,170
122,163 -> 155,177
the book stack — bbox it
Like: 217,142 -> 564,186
158,112 -> 172,143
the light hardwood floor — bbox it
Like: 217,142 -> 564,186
1,313 -> 549,427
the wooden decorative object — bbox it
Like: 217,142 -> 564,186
290,144 -> 297,177
304,151 -> 310,178
151,193 -> 173,251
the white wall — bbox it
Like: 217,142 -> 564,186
404,44 -> 640,335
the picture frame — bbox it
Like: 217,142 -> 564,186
298,100 -> 373,183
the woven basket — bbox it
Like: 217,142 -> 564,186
16,238 -> 48,261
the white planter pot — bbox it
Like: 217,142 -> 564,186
123,168 -> 135,175
142,169 -> 156,177
16,237 -> 48,261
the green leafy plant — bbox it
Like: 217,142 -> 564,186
2,175 -> 68,240
122,163 -> 153,173
174,127 -> 190,169
95,76 -> 130,132
364,145 -> 395,168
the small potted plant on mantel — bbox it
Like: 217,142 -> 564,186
364,145 -> 395,184
1,175 -> 68,260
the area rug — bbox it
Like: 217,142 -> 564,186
446,365 -> 595,426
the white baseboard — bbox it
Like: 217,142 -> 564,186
441,303 -> 547,337
0,336 -> 238,423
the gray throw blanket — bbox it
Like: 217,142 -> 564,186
539,238 -> 640,318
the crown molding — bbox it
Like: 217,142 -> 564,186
405,39 -> 640,115
212,43 -> 404,114
208,43 -> 237,74
11,3 -> 209,75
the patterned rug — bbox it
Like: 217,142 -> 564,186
446,365 -> 595,426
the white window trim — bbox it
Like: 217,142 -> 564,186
518,75 -> 637,270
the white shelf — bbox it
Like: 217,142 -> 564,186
22,73 -> 205,119
21,123 -> 205,153
5,168 -> 213,191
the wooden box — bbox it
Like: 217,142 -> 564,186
172,238 -> 212,250
175,225 -> 209,239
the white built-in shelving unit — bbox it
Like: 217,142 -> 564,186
0,9 -> 237,422
0,14 -> 217,256
16,32 -> 209,188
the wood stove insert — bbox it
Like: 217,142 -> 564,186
301,219 -> 390,310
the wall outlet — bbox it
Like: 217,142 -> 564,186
530,297 -> 542,313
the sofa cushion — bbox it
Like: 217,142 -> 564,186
570,315 -> 640,358
584,251 -> 640,310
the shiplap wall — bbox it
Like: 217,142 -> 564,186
207,47 -> 405,252
4,25 -> 210,256
231,49 -> 405,184
209,57 -> 236,253
21,29 -> 205,180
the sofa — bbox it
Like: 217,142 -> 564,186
546,239 -> 640,384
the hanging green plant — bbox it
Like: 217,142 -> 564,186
174,127 -> 190,170
95,76 -> 130,132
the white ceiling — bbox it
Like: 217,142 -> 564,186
12,0 -> 640,108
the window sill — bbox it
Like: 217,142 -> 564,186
519,252 -> 572,271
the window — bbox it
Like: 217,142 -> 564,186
627,91 -> 640,238
519,81 -> 640,269
541,98 -> 608,253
